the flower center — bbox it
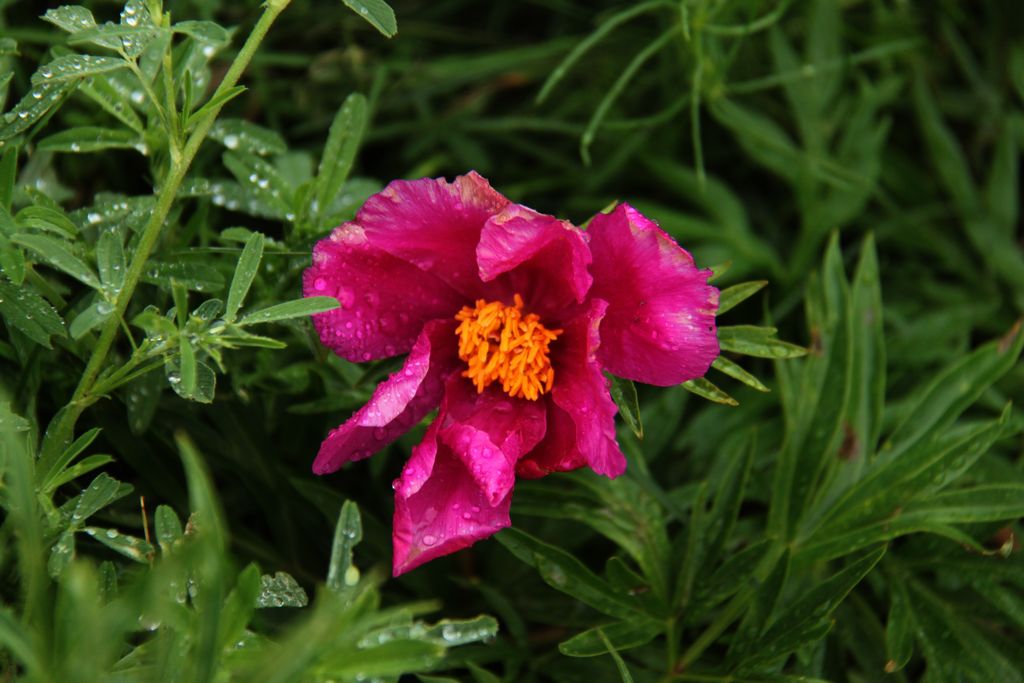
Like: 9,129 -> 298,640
454,294 -> 562,401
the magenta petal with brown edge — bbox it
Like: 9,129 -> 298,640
311,320 -> 459,475
587,203 -> 719,386
357,171 -> 510,298
304,223 -> 463,362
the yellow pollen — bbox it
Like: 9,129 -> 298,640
454,294 -> 561,401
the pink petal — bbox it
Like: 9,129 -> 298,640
357,172 -> 510,298
515,401 -> 585,479
587,204 -> 719,386
517,299 -> 626,479
476,204 -> 592,317
439,377 -> 546,504
304,223 -> 463,362
392,377 -> 546,575
392,431 -> 512,576
312,320 -> 459,475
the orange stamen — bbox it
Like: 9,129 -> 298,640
454,294 -> 562,401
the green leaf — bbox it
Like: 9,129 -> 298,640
16,205 -> 79,236
82,527 -> 153,562
69,473 -> 132,527
711,356 -> 769,392
12,233 -> 100,289
154,504 -> 183,553
0,82 -> 73,141
341,0 -> 398,38
143,260 -> 225,292
717,280 -> 768,315
42,6 -> 100,35
32,55 -> 128,85
0,280 -> 66,347
0,145 -> 17,211
37,126 -> 138,153
173,20 -> 230,46
683,377 -> 738,406
78,76 -> 144,134
326,500 -> 363,592
48,530 -> 76,578
239,296 -> 339,325
179,336 -> 197,397
222,150 -> 294,217
167,354 -> 215,403
884,582 -> 915,673
718,325 -> 807,358
0,235 -> 26,285
883,322 -> 1023,460
69,300 -> 112,339
314,93 -> 368,223
496,527 -> 639,619
257,572 -> 309,608
607,374 -> 642,438
96,228 -> 125,293
39,427 -> 100,490
43,454 -> 114,492
225,232 -> 264,323
742,547 -> 886,669
558,618 -> 662,657
210,118 -> 286,156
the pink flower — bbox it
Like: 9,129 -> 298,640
303,172 -> 719,575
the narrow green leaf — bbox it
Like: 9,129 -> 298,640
883,322 -> 1023,460
210,118 -> 287,156
179,336 -> 197,397
496,527 -> 639,619
341,0 -> 398,38
12,233 -> 100,289
711,356 -> 769,392
39,427 -> 100,489
314,93 -> 368,221
42,454 -> 114,492
0,82 -> 73,141
683,377 -> 738,406
70,473 -> 132,527
718,325 -> 807,358
239,296 -> 339,325
32,55 -> 128,85
0,280 -> 66,347
717,280 -> 768,315
884,582 -> 915,673
744,547 -> 886,668
69,300 -> 112,339
326,500 -> 363,592
558,618 -> 662,658
16,205 -> 79,236
173,20 -> 230,46
537,0 -> 667,104
96,228 -> 125,293
225,232 -> 264,323
78,76 -> 144,134
607,374 -> 642,438
154,504 -> 183,554
0,145 -> 17,211
37,126 -> 138,153
143,260 -> 225,292
83,527 -> 153,562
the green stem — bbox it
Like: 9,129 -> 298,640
38,0 -> 291,469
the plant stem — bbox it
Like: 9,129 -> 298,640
38,0 -> 292,469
